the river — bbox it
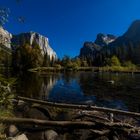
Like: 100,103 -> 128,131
14,71 -> 140,112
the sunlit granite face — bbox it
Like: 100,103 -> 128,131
0,27 -> 12,49
29,32 -> 57,60
12,31 -> 57,60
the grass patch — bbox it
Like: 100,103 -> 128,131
98,66 -> 139,73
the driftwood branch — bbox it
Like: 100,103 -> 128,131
0,117 -> 139,130
72,113 -> 110,122
90,129 -> 110,135
1,117 -> 140,135
0,117 -> 95,129
17,96 -> 140,118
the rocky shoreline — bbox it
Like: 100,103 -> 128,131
2,98 -> 140,140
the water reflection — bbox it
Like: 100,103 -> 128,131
16,73 -> 59,99
39,74 -> 59,100
78,72 -> 140,111
16,72 -> 140,112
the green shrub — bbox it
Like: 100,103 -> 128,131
53,64 -> 62,69
123,61 -> 136,68
0,74 -> 16,110
110,56 -> 121,66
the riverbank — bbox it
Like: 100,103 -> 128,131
28,66 -> 140,74
98,66 -> 140,73
28,66 -> 94,73
2,96 -> 140,140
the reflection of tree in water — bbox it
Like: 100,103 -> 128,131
62,72 -> 79,84
79,72 -> 140,112
17,73 -> 59,99
16,73 -> 43,98
79,72 -> 110,97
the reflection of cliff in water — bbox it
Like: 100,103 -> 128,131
16,73 -> 58,99
39,74 -> 59,100
79,72 -> 140,112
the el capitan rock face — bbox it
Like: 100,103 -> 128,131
12,32 -> 57,60
0,28 -> 57,68
0,27 -> 57,60
79,20 -> 140,65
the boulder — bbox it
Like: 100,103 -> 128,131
6,134 -> 28,140
44,130 -> 58,140
5,125 -> 19,137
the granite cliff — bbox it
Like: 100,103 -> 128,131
12,32 -> 57,61
0,27 -> 57,68
79,20 -> 140,65
0,27 -> 12,50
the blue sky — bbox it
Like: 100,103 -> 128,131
1,0 -> 140,58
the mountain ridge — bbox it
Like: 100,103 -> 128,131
79,20 -> 140,65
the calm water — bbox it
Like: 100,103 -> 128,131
15,72 -> 140,112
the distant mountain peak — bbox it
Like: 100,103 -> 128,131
95,33 -> 117,46
130,20 -> 140,27
123,20 -> 140,41
79,20 -> 140,65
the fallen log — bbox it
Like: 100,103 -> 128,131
0,117 -> 138,130
1,117 -> 140,135
0,117 -> 95,129
17,96 -> 140,118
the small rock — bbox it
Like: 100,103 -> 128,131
15,134 -> 28,140
6,134 -> 28,140
17,100 -> 29,112
84,100 -> 94,105
18,100 -> 25,106
109,113 -> 114,122
107,80 -> 115,84
44,130 -> 58,140
6,125 -> 19,137
113,136 -> 119,140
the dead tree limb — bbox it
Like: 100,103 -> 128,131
0,117 -> 138,129
1,117 -> 140,134
90,129 -> 110,135
17,96 -> 140,118
72,113 -> 110,122
0,117 -> 95,129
